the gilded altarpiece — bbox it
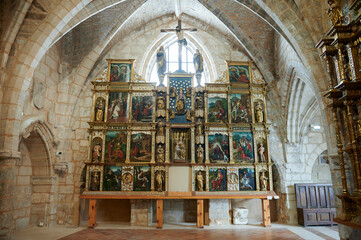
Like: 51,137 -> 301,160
84,59 -> 273,195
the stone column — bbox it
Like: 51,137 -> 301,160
0,151 -> 21,240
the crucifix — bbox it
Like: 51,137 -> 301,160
161,19 -> 197,71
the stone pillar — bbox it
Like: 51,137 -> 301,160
208,199 -> 230,226
130,200 -> 149,226
0,151 -> 21,240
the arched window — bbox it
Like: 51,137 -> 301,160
149,41 -> 206,86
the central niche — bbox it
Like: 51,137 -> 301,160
170,129 -> 190,163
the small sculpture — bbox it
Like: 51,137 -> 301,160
92,143 -> 102,162
157,120 -> 165,136
255,102 -> 264,123
186,110 -> 194,121
195,95 -> 204,108
90,172 -> 100,191
175,87 -> 186,114
233,208 -> 248,225
193,49 -> 203,86
157,145 -> 165,163
196,119 -> 203,136
327,0 -> 344,26
197,145 -> 204,163
170,87 -> 176,98
174,135 -> 186,161
186,87 -> 192,98
260,172 -> 268,191
196,171 -> 204,191
95,98 -> 105,122
258,143 -> 266,163
157,96 -> 165,109
157,46 -> 166,85
168,109 -> 175,119
156,171 -> 164,192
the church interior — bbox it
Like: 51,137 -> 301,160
1,0 -> 361,239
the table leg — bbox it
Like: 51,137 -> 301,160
197,199 -> 204,228
156,199 -> 163,228
262,199 -> 271,227
88,199 -> 97,228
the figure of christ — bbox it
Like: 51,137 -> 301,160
196,171 -> 204,191
258,143 -> 266,162
212,170 -> 224,190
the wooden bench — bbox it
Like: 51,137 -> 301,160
80,191 -> 277,228
294,183 -> 336,227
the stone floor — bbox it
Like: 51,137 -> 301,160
13,223 -> 340,240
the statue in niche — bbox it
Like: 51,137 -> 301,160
195,94 -> 204,108
92,143 -> 102,163
157,145 -> 165,163
90,172 -> 100,191
170,87 -> 176,98
156,171 -> 164,192
157,46 -> 166,85
157,96 -> 165,109
196,171 -> 204,191
196,119 -> 203,136
260,172 -> 268,191
157,120 -> 165,136
197,145 -> 204,163
175,87 -> 186,115
174,134 -> 186,161
95,98 -> 105,122
258,143 -> 266,163
255,102 -> 264,123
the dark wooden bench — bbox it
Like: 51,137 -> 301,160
294,183 -> 337,227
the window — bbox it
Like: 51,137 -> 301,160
150,41 -> 205,85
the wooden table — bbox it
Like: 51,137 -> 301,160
80,191 -> 276,228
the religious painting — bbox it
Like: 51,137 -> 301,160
168,75 -> 192,123
105,131 -> 127,163
230,93 -> 251,123
227,167 -> 239,191
232,131 -> 254,163
239,168 -> 255,191
195,170 -> 206,191
207,94 -> 228,123
341,0 -> 356,24
133,166 -> 151,191
109,62 -> 132,83
227,62 -> 250,84
89,171 -> 101,191
94,97 -> 105,122
103,166 -> 122,191
107,92 -> 129,122
131,94 -> 154,122
130,132 -> 152,162
121,166 -> 134,191
209,167 -> 227,191
171,129 -> 189,163
91,137 -> 102,163
208,133 -> 229,163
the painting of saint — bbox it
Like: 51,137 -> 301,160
105,131 -> 127,163
130,133 -> 152,162
109,63 -> 131,82
228,65 -> 250,84
209,168 -> 227,191
230,94 -> 252,123
131,96 -> 153,122
207,97 -> 228,123
107,92 -> 129,122
208,133 -> 229,163
239,168 -> 255,191
172,130 -> 188,163
232,132 -> 254,163
91,138 -> 102,163
103,166 -> 122,191
133,166 -> 151,191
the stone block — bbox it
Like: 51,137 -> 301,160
31,193 -> 50,203
19,166 -> 32,176
15,217 -> 29,230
